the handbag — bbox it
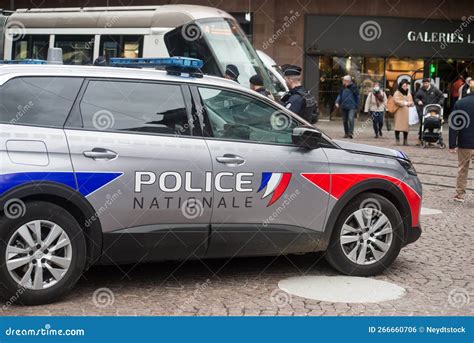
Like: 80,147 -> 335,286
386,95 -> 398,115
409,106 -> 419,126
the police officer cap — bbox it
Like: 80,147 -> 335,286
283,65 -> 302,76
94,56 -> 107,66
249,74 -> 264,86
225,64 -> 240,78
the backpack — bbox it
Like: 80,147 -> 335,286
295,89 -> 319,123
386,95 -> 399,114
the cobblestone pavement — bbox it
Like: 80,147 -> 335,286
3,119 -> 473,316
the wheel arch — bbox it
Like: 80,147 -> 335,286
0,181 -> 102,269
319,178 -> 412,250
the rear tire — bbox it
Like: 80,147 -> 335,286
325,193 -> 404,276
0,201 -> 86,305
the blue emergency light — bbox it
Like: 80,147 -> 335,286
109,57 -> 204,77
0,59 -> 47,64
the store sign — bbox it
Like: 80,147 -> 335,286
407,31 -> 474,46
305,15 -> 474,58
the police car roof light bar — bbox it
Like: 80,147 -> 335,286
109,57 -> 204,78
0,59 -> 47,64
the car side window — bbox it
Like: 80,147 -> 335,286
80,80 -> 191,135
0,77 -> 83,127
198,87 -> 297,145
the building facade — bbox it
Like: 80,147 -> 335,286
5,0 -> 474,118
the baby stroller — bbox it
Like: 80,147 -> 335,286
421,104 -> 446,149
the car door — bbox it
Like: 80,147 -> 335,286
64,79 -> 212,263
191,86 -> 330,258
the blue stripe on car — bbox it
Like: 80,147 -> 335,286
257,172 -> 273,193
0,172 -> 122,197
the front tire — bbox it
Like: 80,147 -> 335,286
325,193 -> 404,276
0,201 -> 86,305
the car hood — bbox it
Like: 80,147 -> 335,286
332,139 -> 401,158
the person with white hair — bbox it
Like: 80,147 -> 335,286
458,76 -> 472,100
335,75 -> 359,139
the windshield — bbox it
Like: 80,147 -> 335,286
164,18 -> 276,94
198,18 -> 275,93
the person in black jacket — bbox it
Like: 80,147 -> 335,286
281,65 -> 317,123
415,78 -> 444,143
249,74 -> 274,100
449,85 -> 474,202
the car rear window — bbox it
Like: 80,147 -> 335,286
79,80 -> 190,136
0,77 -> 83,127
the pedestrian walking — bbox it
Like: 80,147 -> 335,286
449,83 -> 474,203
224,64 -> 240,83
281,65 -> 318,123
451,75 -> 464,106
335,75 -> 359,139
393,80 -> 415,146
458,77 -> 473,100
249,74 -> 274,100
364,82 -> 387,138
415,78 -> 444,145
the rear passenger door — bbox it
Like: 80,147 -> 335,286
0,76 -> 83,198
64,79 -> 212,262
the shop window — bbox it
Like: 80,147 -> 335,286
318,56 -> 364,118
12,35 -> 49,60
55,35 -> 94,65
385,58 -> 424,92
361,57 -> 385,98
99,35 -> 143,60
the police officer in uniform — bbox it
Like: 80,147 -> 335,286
281,65 -> 317,123
249,74 -> 274,100
224,64 -> 240,83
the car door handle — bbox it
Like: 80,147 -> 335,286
216,154 -> 245,166
83,148 -> 118,160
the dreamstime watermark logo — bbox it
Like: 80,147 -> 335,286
92,110 -> 115,131
359,21 -> 382,41
360,197 -> 382,212
270,111 -> 291,131
262,10 -> 300,50
440,15 -> 473,50
353,114 -> 376,138
181,198 -> 204,219
105,15 -> 120,29
92,287 -> 115,308
447,288 -> 470,308
270,289 -> 292,308
175,279 -> 212,315
263,190 -> 300,227
2,285 -> 26,311
84,190 -> 122,228
6,21 -> 26,42
3,199 -> 26,220
10,101 -> 34,125
448,110 -> 470,131
181,23 -> 203,42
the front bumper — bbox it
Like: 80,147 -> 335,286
405,225 -> 422,245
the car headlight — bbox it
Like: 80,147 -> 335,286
397,158 -> 417,176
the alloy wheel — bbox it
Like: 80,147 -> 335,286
339,208 -> 393,265
5,220 -> 72,290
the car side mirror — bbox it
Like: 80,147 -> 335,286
292,126 -> 322,149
